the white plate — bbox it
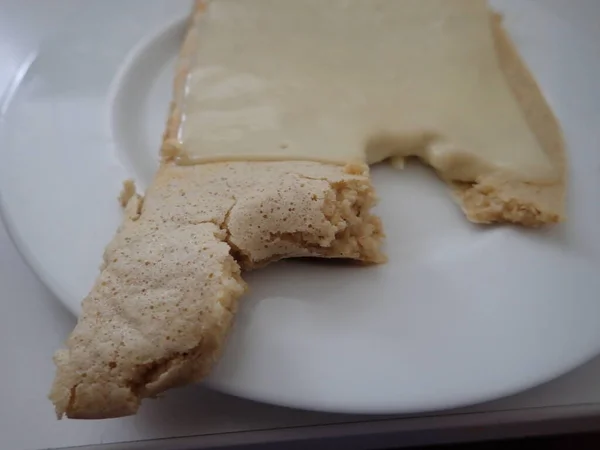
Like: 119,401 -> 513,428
2,0 -> 600,414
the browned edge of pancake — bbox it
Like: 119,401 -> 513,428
446,12 -> 566,226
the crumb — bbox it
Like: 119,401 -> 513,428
118,179 -> 136,208
161,139 -> 184,162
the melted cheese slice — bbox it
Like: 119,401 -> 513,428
178,0 -> 557,183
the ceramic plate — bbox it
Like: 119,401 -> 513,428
1,0 -> 600,414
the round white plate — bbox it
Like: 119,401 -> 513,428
2,0 -> 600,414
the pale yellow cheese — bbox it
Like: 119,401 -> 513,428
178,0 -> 558,183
